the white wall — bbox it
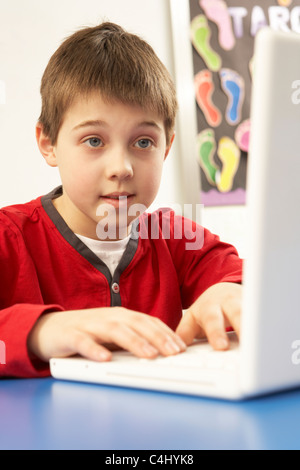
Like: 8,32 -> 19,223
0,0 -> 246,257
0,0 -> 182,208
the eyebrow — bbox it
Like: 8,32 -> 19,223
138,121 -> 164,132
72,120 -> 107,132
72,119 -> 163,133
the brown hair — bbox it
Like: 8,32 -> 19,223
38,22 -> 178,145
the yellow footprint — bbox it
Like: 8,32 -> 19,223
216,137 -> 240,193
277,0 -> 292,5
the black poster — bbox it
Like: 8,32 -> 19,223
189,0 -> 300,205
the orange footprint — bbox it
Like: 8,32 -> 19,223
194,70 -> 222,127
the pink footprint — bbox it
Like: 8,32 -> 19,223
200,0 -> 235,51
235,120 -> 251,153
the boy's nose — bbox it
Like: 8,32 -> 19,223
105,150 -> 133,181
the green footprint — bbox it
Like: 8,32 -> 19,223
197,129 -> 219,186
191,15 -> 222,72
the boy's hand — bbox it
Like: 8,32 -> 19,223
176,283 -> 242,350
28,307 -> 187,363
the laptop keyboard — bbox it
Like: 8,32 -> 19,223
108,333 -> 240,380
50,333 -> 241,394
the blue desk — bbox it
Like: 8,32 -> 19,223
1,377 -> 300,450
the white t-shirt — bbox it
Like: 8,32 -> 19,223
76,233 -> 131,276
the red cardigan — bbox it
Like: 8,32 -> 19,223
0,187 -> 243,378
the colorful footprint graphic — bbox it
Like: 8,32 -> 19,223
220,68 -> 245,126
190,15 -> 222,72
197,129 -> 219,186
216,137 -> 241,193
235,120 -> 251,153
195,70 -> 222,127
277,0 -> 292,5
200,0 -> 235,51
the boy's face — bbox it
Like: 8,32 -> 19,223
37,93 -> 174,240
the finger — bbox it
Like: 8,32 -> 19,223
200,307 -> 229,350
96,316 -> 186,358
175,311 -> 204,345
100,323 -> 160,358
131,315 -> 187,355
223,296 -> 242,338
83,308 -> 186,358
67,330 -> 112,362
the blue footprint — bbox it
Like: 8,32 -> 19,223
220,69 -> 245,126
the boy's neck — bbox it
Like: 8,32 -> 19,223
52,194 -> 132,241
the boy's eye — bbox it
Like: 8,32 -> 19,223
134,139 -> 152,149
84,137 -> 103,148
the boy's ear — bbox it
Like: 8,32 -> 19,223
36,123 -> 57,167
164,132 -> 175,161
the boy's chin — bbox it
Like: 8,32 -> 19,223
95,220 -> 132,241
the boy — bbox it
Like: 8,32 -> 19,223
0,22 -> 243,378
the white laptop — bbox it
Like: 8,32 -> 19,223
50,28 -> 300,400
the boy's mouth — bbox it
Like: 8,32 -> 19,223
100,192 -> 135,207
